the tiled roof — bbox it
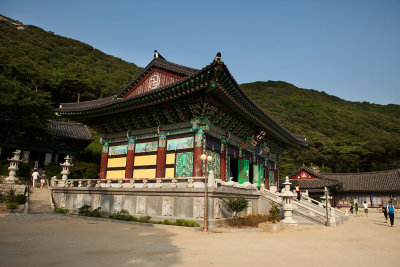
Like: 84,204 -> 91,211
116,57 -> 199,98
47,120 -> 93,141
287,166 -> 400,193
55,53 -> 307,147
323,169 -> 400,193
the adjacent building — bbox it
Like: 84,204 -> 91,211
288,165 -> 400,207
0,120 -> 93,167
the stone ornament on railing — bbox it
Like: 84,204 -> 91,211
118,180 -> 123,187
78,180 -> 83,187
6,150 -> 23,184
130,179 -> 135,188
107,180 -> 112,187
171,178 -> 177,188
187,177 -> 194,188
143,179 -> 148,188
96,180 -> 101,188
154,178 -> 162,188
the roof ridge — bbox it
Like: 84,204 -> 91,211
321,169 -> 400,176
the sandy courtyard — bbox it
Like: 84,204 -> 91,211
0,211 -> 398,267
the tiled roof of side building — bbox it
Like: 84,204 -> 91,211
322,169 -> 400,192
47,120 -> 93,141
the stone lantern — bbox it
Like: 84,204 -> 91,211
279,176 -> 297,225
60,155 -> 73,186
5,150 -> 23,184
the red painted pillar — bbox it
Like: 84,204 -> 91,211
274,162 -> 279,189
220,137 -> 227,181
99,142 -> 109,180
265,159 -> 270,190
156,132 -> 167,178
125,138 -> 135,179
193,129 -> 204,177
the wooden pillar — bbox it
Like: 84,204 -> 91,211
125,137 -> 135,179
193,129 -> 204,177
156,132 -> 167,178
274,161 -> 279,189
264,158 -> 269,189
100,142 -> 109,180
220,137 -> 227,181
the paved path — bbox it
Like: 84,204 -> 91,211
0,211 -> 399,267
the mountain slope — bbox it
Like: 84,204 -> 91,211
241,81 -> 400,175
0,15 -> 142,105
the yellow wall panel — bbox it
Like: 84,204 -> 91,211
133,168 -> 156,179
134,155 -> 157,166
166,153 -> 175,165
107,157 -> 127,168
106,170 -> 126,179
165,168 -> 175,178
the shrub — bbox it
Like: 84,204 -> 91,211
12,194 -> 26,204
137,216 -> 151,223
55,208 -> 69,214
5,202 -> 18,209
70,161 -> 99,179
45,162 -> 62,179
17,161 -> 31,179
109,209 -> 133,221
227,214 -> 269,227
220,196 -> 249,218
175,219 -> 200,227
78,204 -> 101,217
268,203 -> 280,223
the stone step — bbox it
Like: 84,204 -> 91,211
28,188 -> 52,214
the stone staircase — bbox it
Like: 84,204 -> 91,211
260,189 -> 348,226
29,187 -> 53,213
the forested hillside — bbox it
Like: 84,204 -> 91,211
1,15 -> 399,176
0,16 -> 142,143
241,81 -> 400,175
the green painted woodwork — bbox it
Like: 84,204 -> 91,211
253,164 -> 259,186
176,152 -> 193,177
206,150 -> 220,180
238,159 -> 249,184
259,165 -> 265,185
269,169 -> 275,187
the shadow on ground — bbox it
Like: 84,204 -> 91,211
0,214 -> 180,267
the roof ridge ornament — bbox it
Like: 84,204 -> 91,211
214,52 -> 221,62
154,49 -> 166,60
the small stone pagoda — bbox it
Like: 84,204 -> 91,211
56,51 -> 307,189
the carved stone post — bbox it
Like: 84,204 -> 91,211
60,155 -> 73,187
6,150 -> 22,184
279,176 -> 297,225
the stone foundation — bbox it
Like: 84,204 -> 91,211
51,186 -> 270,227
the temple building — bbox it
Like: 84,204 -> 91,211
56,51 -> 307,188
287,165 -> 400,208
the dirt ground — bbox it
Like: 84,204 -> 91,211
0,210 -> 399,267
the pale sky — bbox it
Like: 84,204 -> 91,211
1,0 -> 399,105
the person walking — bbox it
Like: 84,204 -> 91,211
350,203 -> 354,214
363,201 -> 369,217
40,171 -> 46,188
379,204 -> 388,223
388,201 -> 396,227
31,169 -> 39,188
355,202 -> 359,217
295,185 -> 301,201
